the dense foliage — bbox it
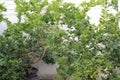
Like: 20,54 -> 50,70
0,4 -> 6,21
0,0 -> 120,80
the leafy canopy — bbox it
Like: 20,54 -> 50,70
0,0 -> 120,80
